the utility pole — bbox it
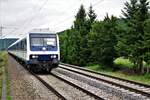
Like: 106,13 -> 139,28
0,0 -> 3,50
0,26 -> 5,50
0,26 -> 3,50
0,26 -> 2,39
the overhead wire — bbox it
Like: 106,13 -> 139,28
0,0 -> 18,38
6,0 -> 49,37
4,0 -> 105,37
52,0 -> 105,31
11,0 -> 79,34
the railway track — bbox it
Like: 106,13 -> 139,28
50,72 -> 104,100
10,55 -> 105,99
59,63 -> 150,98
30,71 -> 105,100
30,72 -> 67,100
10,53 -> 150,99
10,55 -> 66,100
21,64 -> 104,99
32,71 -> 104,100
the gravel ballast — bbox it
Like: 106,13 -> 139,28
52,70 -> 121,100
39,74 -> 97,100
54,67 -> 149,100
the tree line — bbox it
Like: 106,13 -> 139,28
59,0 -> 150,74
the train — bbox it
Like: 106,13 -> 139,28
7,29 -> 60,72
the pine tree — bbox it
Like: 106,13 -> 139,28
88,5 -> 97,25
121,0 -> 149,73
60,5 -> 96,66
120,0 -> 139,67
144,19 -> 150,73
122,0 -> 138,22
90,15 -> 118,66
87,5 -> 97,63
136,0 -> 149,73
74,5 -> 87,30
73,5 -> 88,66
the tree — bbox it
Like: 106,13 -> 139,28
115,19 -> 129,57
122,0 -> 138,22
136,0 -> 149,73
59,30 -> 71,63
72,5 -> 88,66
90,15 -> 118,66
87,5 -> 97,28
74,5 -> 87,30
86,5 -> 97,63
59,5 -> 97,66
144,19 -> 150,73
120,0 -> 149,73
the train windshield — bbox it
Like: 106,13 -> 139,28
31,38 -> 56,47
30,34 -> 56,47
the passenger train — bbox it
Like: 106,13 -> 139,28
8,29 -> 60,72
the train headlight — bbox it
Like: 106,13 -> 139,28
35,55 -> 38,58
42,47 -> 46,51
51,55 -> 57,58
32,55 -> 38,59
32,55 -> 36,58
53,55 -> 56,58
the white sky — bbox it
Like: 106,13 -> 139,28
0,0 -> 130,38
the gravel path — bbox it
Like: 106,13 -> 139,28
7,55 -> 61,100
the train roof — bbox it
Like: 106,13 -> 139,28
7,29 -> 57,49
7,36 -> 26,49
29,28 -> 56,34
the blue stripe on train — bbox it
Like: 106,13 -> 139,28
26,55 -> 51,64
31,46 -> 57,51
38,55 -> 51,61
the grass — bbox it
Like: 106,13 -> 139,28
0,52 -> 4,99
85,58 -> 150,85
102,71 -> 150,84
0,66 -> 2,99
114,57 -> 134,69
6,69 -> 11,100
0,52 -> 11,100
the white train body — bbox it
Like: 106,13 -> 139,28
8,29 -> 60,71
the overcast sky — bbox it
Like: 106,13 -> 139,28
0,0 -> 130,38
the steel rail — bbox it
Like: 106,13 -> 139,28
60,63 -> 150,88
60,63 -> 150,97
51,73 -> 104,100
31,72 -> 67,100
10,54 -> 67,100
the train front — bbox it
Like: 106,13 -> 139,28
27,32 -> 60,71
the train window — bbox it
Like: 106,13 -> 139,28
31,37 -> 56,47
44,38 -> 56,46
24,39 -> 27,50
20,41 -> 23,50
22,41 -> 24,50
19,42 -> 21,50
31,38 -> 43,46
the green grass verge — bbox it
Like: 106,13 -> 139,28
0,66 -> 2,99
86,58 -> 150,85
5,65 -> 11,100
101,71 -> 150,84
0,52 -> 4,99
0,52 -> 11,100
